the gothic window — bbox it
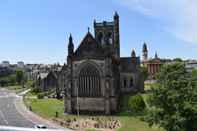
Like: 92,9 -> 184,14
101,37 -> 105,45
130,77 -> 134,87
107,32 -> 112,44
97,32 -> 104,45
123,78 -> 127,88
78,64 -> 101,97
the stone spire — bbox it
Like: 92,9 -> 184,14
155,52 -> 158,59
143,42 -> 148,52
131,49 -> 136,57
114,11 -> 119,19
142,42 -> 148,61
68,34 -> 74,56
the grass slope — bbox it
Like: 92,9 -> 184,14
24,96 -> 163,131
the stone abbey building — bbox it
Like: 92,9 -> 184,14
62,13 -> 144,115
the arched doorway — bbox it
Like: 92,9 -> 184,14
78,64 -> 101,97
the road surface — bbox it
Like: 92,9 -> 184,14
0,88 -> 34,127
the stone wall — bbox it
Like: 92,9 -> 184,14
72,97 -> 105,111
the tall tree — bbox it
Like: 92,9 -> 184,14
16,70 -> 24,85
173,58 -> 183,62
145,63 -> 197,131
140,66 -> 148,81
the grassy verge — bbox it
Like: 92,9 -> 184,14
24,94 -> 163,131
24,98 -> 64,119
5,85 -> 27,93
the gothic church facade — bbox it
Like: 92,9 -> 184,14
63,13 -> 144,114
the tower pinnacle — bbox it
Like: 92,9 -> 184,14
142,42 -> 148,61
68,34 -> 74,55
131,49 -> 136,57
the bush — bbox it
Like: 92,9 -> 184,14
128,94 -> 146,113
26,80 -> 34,88
37,93 -> 45,99
31,87 -> 40,93
0,79 -> 8,87
0,74 -> 17,86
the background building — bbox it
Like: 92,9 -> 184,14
185,60 -> 197,72
1,61 -> 10,67
142,43 -> 163,80
17,61 -> 25,68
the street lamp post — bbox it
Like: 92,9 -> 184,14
77,82 -> 79,117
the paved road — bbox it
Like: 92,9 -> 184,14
0,88 -> 34,127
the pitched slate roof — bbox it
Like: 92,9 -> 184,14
73,32 -> 104,59
120,57 -> 140,73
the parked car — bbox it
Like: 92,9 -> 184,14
34,125 -> 47,129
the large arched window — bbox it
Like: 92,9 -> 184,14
78,64 -> 101,97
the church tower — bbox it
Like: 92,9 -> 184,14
142,43 -> 148,61
94,12 -> 120,58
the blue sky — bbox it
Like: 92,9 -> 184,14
0,0 -> 197,64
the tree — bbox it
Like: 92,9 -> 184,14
173,58 -> 183,62
128,94 -> 146,113
192,69 -> 197,78
140,66 -> 148,81
145,63 -> 197,131
16,70 -> 24,85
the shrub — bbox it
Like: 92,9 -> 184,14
128,94 -> 146,113
26,80 -> 34,88
31,87 -> 40,93
37,93 -> 45,99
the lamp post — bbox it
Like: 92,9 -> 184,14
77,81 -> 79,117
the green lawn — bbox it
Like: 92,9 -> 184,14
117,116 -> 162,131
24,96 -> 163,131
145,83 -> 154,91
24,98 -> 64,118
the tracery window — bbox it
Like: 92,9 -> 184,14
78,64 -> 101,97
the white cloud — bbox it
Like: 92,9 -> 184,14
117,0 -> 197,44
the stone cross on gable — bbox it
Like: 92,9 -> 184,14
88,27 -> 90,33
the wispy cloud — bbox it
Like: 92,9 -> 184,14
117,0 -> 197,44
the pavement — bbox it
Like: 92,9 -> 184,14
0,88 -> 68,130
18,88 -> 31,96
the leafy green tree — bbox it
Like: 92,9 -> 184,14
7,74 -> 16,85
140,66 -> 148,81
0,79 -> 7,87
145,63 -> 197,131
16,70 -> 24,85
173,58 -> 183,62
0,74 -> 16,86
128,94 -> 146,113
192,69 -> 197,78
